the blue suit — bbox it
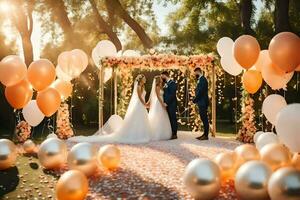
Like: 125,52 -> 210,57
193,76 -> 209,136
163,80 -> 178,136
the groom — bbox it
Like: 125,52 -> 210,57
161,71 -> 178,139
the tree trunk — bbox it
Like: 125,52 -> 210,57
89,0 -> 122,50
21,34 -> 34,66
105,0 -> 153,49
275,0 -> 291,33
240,0 -> 255,35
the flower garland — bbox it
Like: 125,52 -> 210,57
56,103 -> 74,139
15,121 -> 31,143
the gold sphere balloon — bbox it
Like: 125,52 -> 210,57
292,153 -> 300,170
268,167 -> 300,200
23,139 -> 36,154
213,152 -> 237,181
97,145 -> 121,170
56,170 -> 89,200
67,143 -> 98,176
235,161 -> 272,200
0,139 -> 17,170
260,143 -> 291,171
183,159 -> 221,200
235,144 -> 260,166
38,138 -> 67,169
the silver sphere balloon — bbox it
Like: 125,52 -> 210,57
268,167 -> 300,200
183,159 -> 221,200
67,142 -> 98,176
0,139 -> 17,170
38,138 -> 67,169
235,161 -> 272,200
23,139 -> 36,153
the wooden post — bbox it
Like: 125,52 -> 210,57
212,62 -> 217,137
113,67 -> 118,114
98,67 -> 104,131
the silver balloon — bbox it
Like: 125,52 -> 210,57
268,167 -> 300,200
67,142 -> 98,176
183,159 -> 221,200
235,161 -> 272,200
38,138 -> 67,169
23,139 -> 36,153
0,139 -> 17,170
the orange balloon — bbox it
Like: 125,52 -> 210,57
27,59 -> 56,91
296,64 -> 300,72
56,170 -> 89,200
5,79 -> 33,109
37,88 -> 61,117
235,144 -> 260,166
242,70 -> 263,94
292,153 -> 300,170
0,55 -> 27,87
51,79 -> 73,100
214,152 -> 237,181
234,35 -> 261,69
269,32 -> 300,72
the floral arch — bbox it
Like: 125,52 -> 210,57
99,53 -> 218,136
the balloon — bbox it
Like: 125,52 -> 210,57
117,50 -> 123,57
104,68 -> 113,83
183,159 -> 221,200
213,152 -> 237,181
0,55 -> 27,87
47,133 -> 58,139
233,35 -> 260,69
296,64 -> 300,72
123,50 -> 140,57
256,132 -> 279,150
92,47 -> 101,68
252,50 -> 269,72
56,170 -> 88,200
37,88 -> 61,117
27,59 -> 56,91
51,79 -> 73,100
58,51 -> 82,78
22,100 -> 44,127
71,49 -> 88,73
269,32 -> 300,72
235,161 -> 272,200
234,144 -> 260,166
67,143 -> 98,176
268,167 -> 300,200
220,55 -> 243,76
292,153 -> 300,170
56,66 -> 72,82
242,70 -> 262,94
92,40 -> 117,68
23,139 -> 36,153
216,37 -> 234,57
253,131 -> 264,144
5,79 -> 33,109
260,143 -> 291,171
97,145 -> 121,170
276,104 -> 300,152
38,138 -> 67,169
262,94 -> 287,125
0,139 -> 17,170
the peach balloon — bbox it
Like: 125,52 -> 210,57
269,32 -> 300,72
71,49 -> 88,73
37,88 -> 61,117
213,152 -> 237,181
292,153 -> 300,170
253,50 -> 269,72
97,145 -> 121,170
27,59 -> 56,91
5,79 -> 33,109
233,35 -> 260,69
242,70 -> 262,94
56,170 -> 88,200
0,55 -> 27,87
58,51 -> 83,78
296,64 -> 300,72
51,79 -> 73,100
234,144 -> 260,166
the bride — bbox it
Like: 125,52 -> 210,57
69,74 -> 152,144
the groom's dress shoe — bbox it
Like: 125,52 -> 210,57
196,135 -> 209,140
170,135 -> 177,140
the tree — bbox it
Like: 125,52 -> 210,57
274,0 -> 291,32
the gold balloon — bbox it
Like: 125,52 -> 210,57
97,145 -> 121,170
38,138 -> 67,169
56,170 -> 89,200
213,152 -> 237,181
268,167 -> 300,200
0,139 -> 17,170
235,161 -> 272,200
183,159 -> 221,200
235,144 -> 260,166
67,143 -> 98,176
260,143 -> 291,171
292,153 -> 300,170
23,139 -> 36,154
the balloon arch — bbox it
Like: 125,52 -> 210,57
98,54 -> 218,136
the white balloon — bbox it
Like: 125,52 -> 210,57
276,104 -> 300,152
217,37 -> 234,57
123,50 -> 140,57
220,55 -> 243,76
262,94 -> 287,125
47,133 -> 58,139
104,67 -> 113,83
22,100 -> 44,127
117,50 -> 123,57
256,132 -> 279,150
253,131 -> 264,144
92,40 -> 117,68
92,47 -> 101,68
56,65 -> 72,82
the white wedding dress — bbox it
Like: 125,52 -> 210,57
69,81 -> 152,144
